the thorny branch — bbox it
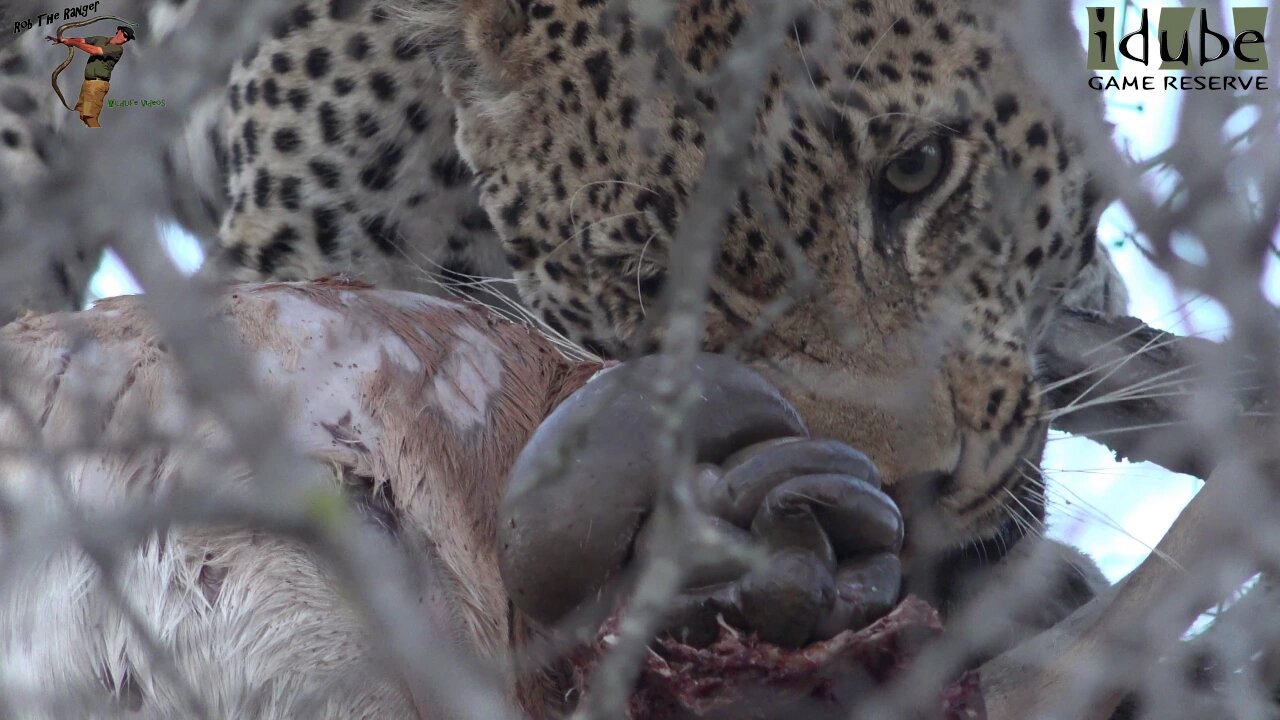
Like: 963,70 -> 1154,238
572,1 -> 797,717
0,0 -> 1278,717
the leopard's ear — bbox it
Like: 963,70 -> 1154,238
412,0 -> 534,100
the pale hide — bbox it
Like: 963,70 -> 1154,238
0,279 -> 597,718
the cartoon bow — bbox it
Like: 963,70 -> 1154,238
50,15 -> 135,111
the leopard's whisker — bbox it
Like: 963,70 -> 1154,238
1004,485 -> 1111,589
1023,465 -> 1181,569
1035,332 -> 1182,397
1017,464 -> 1108,528
551,209 -> 651,259
1043,416 -> 1267,442
1042,383 -> 1263,421
1002,486 -> 1042,540
1039,357 -> 1210,407
847,17 -> 903,86
407,252 -> 602,362
864,112 -> 961,135
793,20 -> 822,101
635,231 -> 660,318
566,181 -> 657,244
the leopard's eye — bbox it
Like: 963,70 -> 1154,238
882,137 -> 947,197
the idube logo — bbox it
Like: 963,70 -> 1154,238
1086,7 -> 1270,91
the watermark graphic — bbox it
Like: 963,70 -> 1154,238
44,14 -> 139,128
106,99 -> 166,108
12,3 -> 105,34
1086,6 -> 1269,91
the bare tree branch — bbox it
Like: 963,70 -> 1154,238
1041,308 -> 1269,478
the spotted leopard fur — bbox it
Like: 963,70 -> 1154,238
206,0 -> 511,295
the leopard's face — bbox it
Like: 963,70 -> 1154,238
421,0 -> 1118,560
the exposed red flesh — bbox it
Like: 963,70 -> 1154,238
571,595 -> 986,719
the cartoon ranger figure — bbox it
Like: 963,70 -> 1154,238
46,24 -> 135,128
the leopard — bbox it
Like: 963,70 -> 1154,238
206,0 -> 1127,606
0,0 -> 1134,715
407,0 -> 1129,621
206,0 -> 1125,521
182,0 -> 1134,624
